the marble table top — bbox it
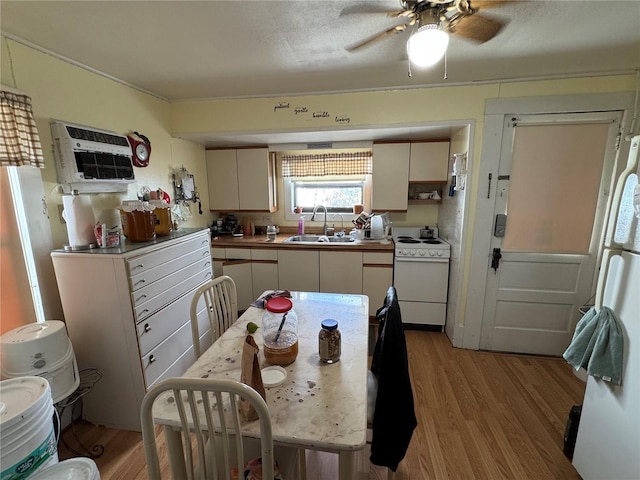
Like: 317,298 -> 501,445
152,291 -> 370,453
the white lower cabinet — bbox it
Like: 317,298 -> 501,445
51,229 -> 212,431
223,261 -> 253,309
278,249 -> 320,292
319,251 -> 363,294
251,249 -> 278,298
362,252 -> 394,316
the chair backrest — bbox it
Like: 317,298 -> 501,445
190,276 -> 238,358
140,377 -> 274,480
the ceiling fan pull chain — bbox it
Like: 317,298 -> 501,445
443,49 -> 448,80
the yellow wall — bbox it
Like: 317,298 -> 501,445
1,36 -> 210,331
1,37 -> 211,251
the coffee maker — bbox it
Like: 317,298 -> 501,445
222,214 -> 237,234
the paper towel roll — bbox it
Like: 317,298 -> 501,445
62,194 -> 96,247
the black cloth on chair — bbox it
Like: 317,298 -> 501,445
369,286 -> 417,472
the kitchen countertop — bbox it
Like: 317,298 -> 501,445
211,233 -> 394,252
52,227 -> 209,255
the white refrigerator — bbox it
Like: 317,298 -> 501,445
572,134 -> 640,479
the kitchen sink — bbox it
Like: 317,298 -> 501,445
283,234 -> 356,244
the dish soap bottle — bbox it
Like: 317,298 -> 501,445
298,215 -> 305,235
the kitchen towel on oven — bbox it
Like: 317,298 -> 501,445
369,286 -> 417,472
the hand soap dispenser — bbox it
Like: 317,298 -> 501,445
298,215 -> 305,235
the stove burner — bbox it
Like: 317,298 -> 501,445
397,239 -> 420,244
396,236 -> 413,240
422,239 -> 441,244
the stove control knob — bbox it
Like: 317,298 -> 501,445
400,250 -> 406,256
419,250 -> 426,256
437,250 -> 443,257
409,250 -> 416,256
429,250 -> 435,256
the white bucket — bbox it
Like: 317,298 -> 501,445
0,376 -> 58,480
1,321 -> 80,403
28,458 -> 101,480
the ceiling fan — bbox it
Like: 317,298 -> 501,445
347,0 -> 511,68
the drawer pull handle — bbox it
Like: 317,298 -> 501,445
204,261 -> 211,267
202,240 -> 208,245
202,251 -> 209,257
141,309 -> 149,315
134,279 -> 146,287
136,294 -> 147,302
132,263 -> 144,270
144,323 -> 151,332
149,355 -> 156,364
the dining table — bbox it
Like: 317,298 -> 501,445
151,290 -> 370,480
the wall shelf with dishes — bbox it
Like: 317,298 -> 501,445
408,181 -> 446,204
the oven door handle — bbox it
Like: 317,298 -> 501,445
395,257 -> 449,263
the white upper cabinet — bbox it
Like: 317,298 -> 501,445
206,149 -> 240,211
206,148 -> 277,212
372,143 -> 410,212
409,141 -> 450,182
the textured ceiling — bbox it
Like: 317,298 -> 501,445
2,0 -> 640,102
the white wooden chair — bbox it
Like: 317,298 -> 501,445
190,276 -> 238,358
140,377 -> 302,480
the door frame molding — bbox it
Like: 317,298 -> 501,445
457,92 -> 635,350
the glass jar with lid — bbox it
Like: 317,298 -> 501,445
262,297 -> 298,366
319,319 -> 341,363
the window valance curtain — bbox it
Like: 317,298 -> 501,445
282,151 -> 372,177
0,91 -> 45,168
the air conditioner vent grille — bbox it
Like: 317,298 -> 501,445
74,152 -> 135,180
66,125 -> 130,147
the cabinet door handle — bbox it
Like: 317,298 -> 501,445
134,279 -> 146,287
136,294 -> 147,303
144,323 -> 151,332
149,355 -> 156,364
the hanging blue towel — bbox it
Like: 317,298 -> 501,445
563,306 -> 624,385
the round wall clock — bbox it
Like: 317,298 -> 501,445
127,131 -> 152,167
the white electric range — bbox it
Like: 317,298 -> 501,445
392,227 -> 450,328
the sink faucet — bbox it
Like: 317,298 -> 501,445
311,204 -> 328,235
331,213 -> 345,235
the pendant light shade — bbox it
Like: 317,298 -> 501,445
407,24 -> 449,68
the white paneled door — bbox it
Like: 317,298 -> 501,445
480,112 -> 622,355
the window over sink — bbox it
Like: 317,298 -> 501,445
281,150 -> 372,221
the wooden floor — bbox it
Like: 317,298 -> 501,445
58,331 -> 585,479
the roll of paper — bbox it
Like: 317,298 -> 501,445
62,194 -> 96,247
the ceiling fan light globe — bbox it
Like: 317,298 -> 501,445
407,26 -> 449,67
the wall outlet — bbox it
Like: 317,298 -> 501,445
263,215 -> 273,224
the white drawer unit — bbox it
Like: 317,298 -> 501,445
51,229 -> 212,431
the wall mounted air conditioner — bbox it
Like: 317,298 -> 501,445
51,120 -> 135,193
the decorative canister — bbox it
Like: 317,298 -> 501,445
119,201 -> 156,242
319,319 -> 341,364
262,298 -> 298,366
149,200 -> 172,236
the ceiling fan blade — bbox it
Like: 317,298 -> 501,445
346,24 -> 408,52
450,13 -> 506,43
469,0 -> 515,10
339,4 -> 404,17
